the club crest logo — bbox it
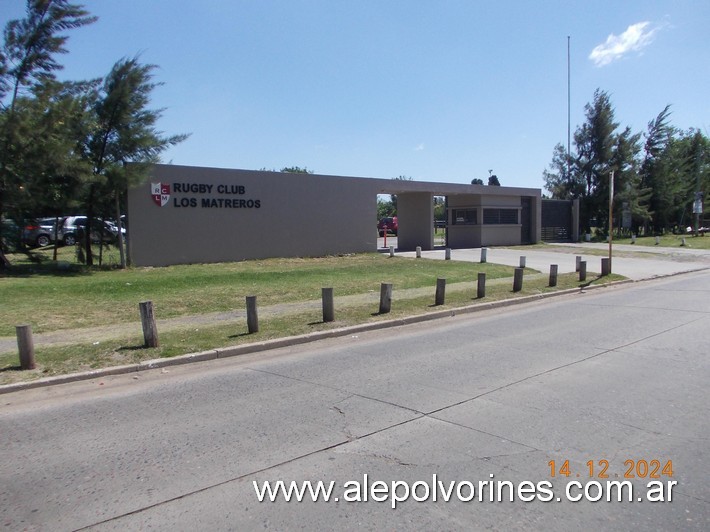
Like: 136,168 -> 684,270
151,182 -> 170,207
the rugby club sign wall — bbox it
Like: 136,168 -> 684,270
151,182 -> 170,207
149,180 -> 261,209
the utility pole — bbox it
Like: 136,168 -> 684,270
609,170 -> 614,272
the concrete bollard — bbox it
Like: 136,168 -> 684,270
477,272 -> 486,299
579,261 -> 587,282
575,255 -> 581,272
445,248 -> 451,260
549,264 -> 558,287
246,295 -> 259,333
379,283 -> 393,314
513,268 -> 524,292
681,237 -> 686,247
655,236 -> 660,245
519,256 -> 526,268
139,301 -> 159,348
480,248 -> 487,263
416,246 -> 421,258
389,245 -> 395,257
322,287 -> 334,323
601,257 -> 610,276
631,234 -> 636,244
435,278 -> 446,305
16,324 -> 36,370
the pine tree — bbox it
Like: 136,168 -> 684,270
82,57 -> 187,267
0,0 -> 95,267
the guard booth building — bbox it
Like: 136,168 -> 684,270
127,164 -> 542,267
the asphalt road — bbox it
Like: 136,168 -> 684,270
1,270 -> 709,531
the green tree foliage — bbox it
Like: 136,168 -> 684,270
487,175 -> 500,186
639,105 -> 676,232
9,79 -> 96,217
573,90 -> 625,231
665,130 -> 710,231
433,196 -> 445,222
542,143 -> 584,199
0,0 -> 96,107
0,0 -> 96,267
280,166 -> 313,174
544,90 -> 709,235
377,196 -> 395,219
1,3 -> 186,269
81,57 -> 188,266
470,178 -> 484,185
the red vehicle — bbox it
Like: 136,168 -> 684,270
377,216 -> 398,236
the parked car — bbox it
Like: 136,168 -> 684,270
1,218 -> 21,252
377,216 -> 398,236
23,217 -> 58,247
0,217 -> 57,249
59,216 -> 125,246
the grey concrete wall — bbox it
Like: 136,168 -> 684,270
128,165 -> 377,266
446,194 -> 482,248
127,164 -> 542,266
397,192 -> 434,251
530,195 -> 542,243
446,193 -> 526,248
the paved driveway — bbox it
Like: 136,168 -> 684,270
397,243 -> 710,281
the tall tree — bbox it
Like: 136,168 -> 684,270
609,125 -> 643,234
82,57 -> 187,267
0,0 -> 96,267
639,105 -> 677,233
5,79 -> 95,220
573,89 -> 620,231
662,129 -> 710,232
543,143 -> 584,199
544,89 -> 646,235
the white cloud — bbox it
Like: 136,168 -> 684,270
589,21 -> 660,67
414,143 -> 425,151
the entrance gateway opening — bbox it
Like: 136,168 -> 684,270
376,194 -> 448,251
128,165 -> 542,267
373,186 -> 541,255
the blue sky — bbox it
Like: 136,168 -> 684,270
2,0 -> 708,190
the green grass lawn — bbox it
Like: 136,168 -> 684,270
612,234 -> 710,249
1,250 -> 517,336
0,247 -> 625,384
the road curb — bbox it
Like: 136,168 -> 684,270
0,276 -> 643,395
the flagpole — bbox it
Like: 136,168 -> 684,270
567,36 -> 571,179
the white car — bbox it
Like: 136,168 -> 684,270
59,216 -> 125,246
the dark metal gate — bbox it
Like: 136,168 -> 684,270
541,199 -> 573,242
521,197 -> 532,244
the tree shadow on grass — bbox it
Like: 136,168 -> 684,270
116,344 -> 149,352
579,275 -> 605,289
